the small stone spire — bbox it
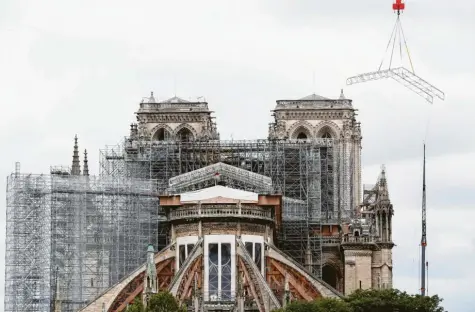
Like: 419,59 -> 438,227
71,135 -> 81,175
148,91 -> 156,103
83,149 -> 89,176
378,165 -> 390,203
130,123 -> 138,138
143,244 -> 157,307
339,89 -> 346,99
283,273 -> 290,307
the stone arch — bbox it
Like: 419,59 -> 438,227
315,121 -> 340,139
288,121 -> 314,140
150,124 -> 174,141
106,257 -> 175,312
78,246 -> 175,312
321,257 -> 343,292
174,124 -> 197,142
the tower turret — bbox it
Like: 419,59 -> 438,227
374,166 -> 393,243
71,135 -> 81,175
83,149 -> 89,176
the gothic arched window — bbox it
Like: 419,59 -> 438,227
153,128 -> 171,141
297,132 -> 308,140
293,126 -> 311,140
176,128 -> 193,142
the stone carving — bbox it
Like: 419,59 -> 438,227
150,124 -> 174,140
315,121 -> 340,138
137,123 -> 150,139
287,120 -> 314,139
268,124 -> 276,139
173,123 -> 198,141
341,120 -> 353,140
276,121 -> 287,139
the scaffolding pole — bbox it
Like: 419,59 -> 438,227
4,173 -> 159,312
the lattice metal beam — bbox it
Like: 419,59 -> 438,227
168,162 -> 273,193
346,67 -> 445,103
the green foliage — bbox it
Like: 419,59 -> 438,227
316,298 -> 352,312
145,291 -> 186,312
273,289 -> 446,312
347,289 -> 446,312
273,298 -> 351,312
126,291 -> 186,312
127,297 -> 144,312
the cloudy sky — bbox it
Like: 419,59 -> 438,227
0,0 -> 474,310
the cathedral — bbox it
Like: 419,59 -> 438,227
4,90 -> 394,312
79,91 -> 394,311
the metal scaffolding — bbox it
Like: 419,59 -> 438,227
5,136 -> 352,311
4,172 -> 159,312
100,138 -> 346,279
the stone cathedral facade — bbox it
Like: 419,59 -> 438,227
76,90 -> 394,312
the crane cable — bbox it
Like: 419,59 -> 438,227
398,17 -> 416,73
377,13 -> 416,73
378,17 -> 399,71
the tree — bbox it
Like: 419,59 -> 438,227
146,291 -> 186,312
273,289 -> 446,312
346,289 -> 446,312
316,298 -> 352,312
272,297 -> 351,312
126,292 -> 185,312
127,297 -> 144,312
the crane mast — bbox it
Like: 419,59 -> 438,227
421,144 -> 427,296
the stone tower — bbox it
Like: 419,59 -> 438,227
370,167 -> 394,289
341,166 -> 394,294
268,91 -> 362,218
267,91 -> 364,293
134,92 -> 219,142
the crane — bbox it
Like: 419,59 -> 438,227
421,144 -> 427,296
346,0 -> 445,103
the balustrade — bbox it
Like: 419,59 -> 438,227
342,235 -> 375,243
169,205 -> 273,221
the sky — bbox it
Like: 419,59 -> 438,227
0,0 -> 474,311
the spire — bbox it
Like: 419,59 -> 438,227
148,91 -> 156,103
143,244 -> 157,307
378,165 -> 390,203
339,89 -> 346,99
83,149 -> 89,176
71,135 -> 81,175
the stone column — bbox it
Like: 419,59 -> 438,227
343,249 -> 373,295
379,246 -> 394,289
385,213 -> 389,242
375,211 -> 379,235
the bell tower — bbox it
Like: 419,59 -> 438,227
134,92 -> 219,142
268,90 -> 362,216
